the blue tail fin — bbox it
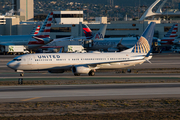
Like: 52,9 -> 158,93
131,22 -> 156,53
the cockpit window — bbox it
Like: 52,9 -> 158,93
13,59 -> 21,61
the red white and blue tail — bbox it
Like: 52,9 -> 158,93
161,24 -> 178,45
30,25 -> 41,35
36,12 -> 53,38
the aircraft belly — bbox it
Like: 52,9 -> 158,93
20,64 -> 71,71
99,60 -> 145,69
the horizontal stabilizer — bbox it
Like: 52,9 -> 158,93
32,36 -> 44,41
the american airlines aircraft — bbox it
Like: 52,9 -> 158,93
41,24 -> 107,50
82,24 -> 141,51
161,24 -> 178,45
30,25 -> 41,35
7,22 -> 156,76
83,24 -> 178,52
0,12 -> 53,52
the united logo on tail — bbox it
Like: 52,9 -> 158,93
131,22 -> 156,54
132,36 -> 150,53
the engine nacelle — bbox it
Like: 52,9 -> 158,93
48,70 -> 65,73
72,66 -> 91,74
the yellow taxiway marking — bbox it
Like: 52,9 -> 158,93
21,97 -> 41,101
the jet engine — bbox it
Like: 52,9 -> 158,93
72,66 -> 91,74
48,70 -> 65,73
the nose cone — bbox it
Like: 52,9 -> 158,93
7,61 -> 16,70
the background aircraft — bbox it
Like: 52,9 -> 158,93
83,24 -> 179,52
30,25 -> 41,35
0,12 -> 53,53
82,24 -> 141,52
161,24 -> 178,45
7,22 -> 155,76
40,24 -> 107,52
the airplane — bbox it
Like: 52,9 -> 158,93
82,24 -> 141,52
7,22 -> 156,76
30,25 -> 41,35
161,24 -> 178,45
82,24 -> 106,40
83,24 -> 179,52
0,12 -> 53,53
40,24 -> 108,52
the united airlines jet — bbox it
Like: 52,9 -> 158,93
7,22 -> 156,76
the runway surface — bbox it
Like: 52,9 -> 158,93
0,54 -> 180,102
0,83 -> 179,102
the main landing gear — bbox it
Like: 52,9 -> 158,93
88,70 -> 95,76
73,70 -> 95,76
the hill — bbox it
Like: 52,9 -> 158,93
66,0 -> 156,6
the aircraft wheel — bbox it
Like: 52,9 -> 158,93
88,71 -> 95,76
20,73 -> 24,77
74,73 -> 80,76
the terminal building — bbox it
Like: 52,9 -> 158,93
0,0 -> 180,40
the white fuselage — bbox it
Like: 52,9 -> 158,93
7,52 -> 150,72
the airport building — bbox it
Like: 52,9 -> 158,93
12,0 -> 34,21
1,0 -> 180,40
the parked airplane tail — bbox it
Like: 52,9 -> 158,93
92,24 -> 107,40
82,24 -> 93,39
82,24 -> 107,40
30,25 -> 41,35
36,12 -> 53,38
161,24 -> 178,45
131,22 -> 156,54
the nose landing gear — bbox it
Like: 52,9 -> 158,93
18,72 -> 24,84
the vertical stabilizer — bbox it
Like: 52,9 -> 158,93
31,25 -> 41,35
91,24 -> 107,40
36,12 -> 53,38
131,22 -> 156,53
161,24 -> 178,45
82,24 -> 93,39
